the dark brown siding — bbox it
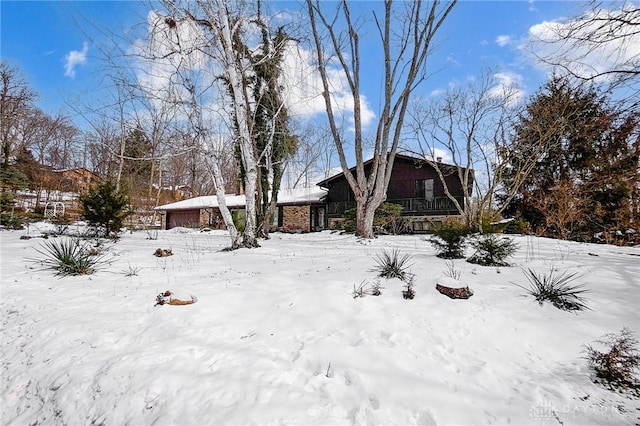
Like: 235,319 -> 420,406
322,155 -> 470,217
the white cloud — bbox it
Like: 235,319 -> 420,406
422,147 -> 453,164
495,35 -> 511,47
527,6 -> 640,83
489,72 -> 525,105
64,42 -> 89,78
130,11 -> 376,134
280,42 -> 376,128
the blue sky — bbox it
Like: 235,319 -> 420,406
0,1 -> 591,125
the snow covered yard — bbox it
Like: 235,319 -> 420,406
1,224 -> 639,425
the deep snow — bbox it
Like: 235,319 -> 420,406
1,223 -> 639,425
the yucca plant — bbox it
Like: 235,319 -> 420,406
352,280 -> 383,298
35,237 -> 105,276
372,249 -> 414,282
516,267 -> 589,311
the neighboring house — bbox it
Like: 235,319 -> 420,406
317,154 -> 473,232
47,168 -> 101,194
16,167 -> 102,219
154,187 -> 328,233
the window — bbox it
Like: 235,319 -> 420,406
415,179 -> 434,201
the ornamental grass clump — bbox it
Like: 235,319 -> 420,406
35,237 -> 105,276
467,234 -> 518,266
372,249 -> 414,282
583,327 -> 640,397
516,268 -> 589,312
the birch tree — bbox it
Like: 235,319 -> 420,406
153,0 -> 297,248
306,0 -> 457,238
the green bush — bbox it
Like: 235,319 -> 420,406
503,217 -> 529,234
429,219 -> 470,259
232,210 -> 246,233
339,204 -> 408,235
467,234 -> 518,266
80,181 -> 130,237
342,208 -> 356,233
35,237 -> 105,276
374,203 -> 408,234
0,212 -> 25,230
583,327 -> 640,396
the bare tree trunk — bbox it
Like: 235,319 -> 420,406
306,0 -> 457,238
212,0 -> 259,247
210,156 -> 242,249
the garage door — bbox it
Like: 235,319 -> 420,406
167,210 -> 200,228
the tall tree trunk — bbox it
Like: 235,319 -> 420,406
215,0 -> 259,247
210,158 -> 242,249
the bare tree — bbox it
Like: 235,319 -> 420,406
306,0 -> 457,238
145,0 -> 297,247
534,178 -> 590,240
285,124 -> 337,189
407,69 -> 544,231
1,62 -> 36,170
530,0 -> 640,109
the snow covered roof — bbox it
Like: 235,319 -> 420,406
154,186 -> 327,211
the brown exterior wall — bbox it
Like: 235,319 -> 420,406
324,156 -> 470,203
282,205 -> 310,233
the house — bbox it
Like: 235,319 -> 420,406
317,153 -> 473,232
155,154 -> 471,233
45,168 -> 101,194
154,186 -> 328,232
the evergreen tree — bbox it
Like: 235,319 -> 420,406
121,127 -> 153,195
14,146 -> 41,190
228,23 -> 297,238
502,76 -> 639,239
80,181 -> 130,237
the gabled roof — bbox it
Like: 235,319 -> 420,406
316,153 -> 467,188
154,186 -> 327,211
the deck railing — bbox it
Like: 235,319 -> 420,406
326,196 -> 464,216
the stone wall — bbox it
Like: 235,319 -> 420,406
282,205 -> 310,233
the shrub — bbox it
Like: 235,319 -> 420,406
467,234 -> 518,266
342,208 -> 356,233
583,327 -> 640,396
503,217 -> 529,234
443,260 -> 462,280
341,204 -> 409,235
372,249 -> 414,282
516,268 -> 589,311
374,203 -> 409,235
80,181 -> 130,237
231,210 -> 246,233
0,212 -> 25,230
35,237 -> 105,276
402,278 -> 415,299
429,219 -> 470,259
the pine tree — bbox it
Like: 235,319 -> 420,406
80,181 -> 130,237
503,76 -> 640,239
